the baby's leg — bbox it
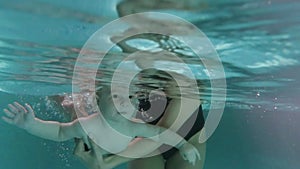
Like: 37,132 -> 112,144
165,130 -> 206,169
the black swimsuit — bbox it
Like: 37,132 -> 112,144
160,105 -> 204,159
137,97 -> 205,159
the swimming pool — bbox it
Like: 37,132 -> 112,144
0,0 -> 299,169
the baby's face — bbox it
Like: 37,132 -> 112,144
110,86 -> 138,118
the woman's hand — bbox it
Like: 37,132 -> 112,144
74,137 -> 111,169
179,142 -> 201,166
2,102 -> 36,130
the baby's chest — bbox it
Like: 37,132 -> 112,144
101,131 -> 133,153
91,122 -> 135,154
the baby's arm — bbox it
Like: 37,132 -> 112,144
132,122 -> 200,165
2,102 -> 88,144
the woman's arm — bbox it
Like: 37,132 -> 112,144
2,102 -> 88,143
133,123 -> 185,148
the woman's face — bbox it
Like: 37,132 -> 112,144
61,94 -> 75,110
61,92 -> 97,114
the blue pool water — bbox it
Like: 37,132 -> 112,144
0,0 -> 299,169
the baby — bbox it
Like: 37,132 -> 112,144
2,86 -> 200,167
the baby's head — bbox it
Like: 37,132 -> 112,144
97,85 -> 139,119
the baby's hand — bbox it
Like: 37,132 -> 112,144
179,142 -> 201,166
2,102 -> 36,130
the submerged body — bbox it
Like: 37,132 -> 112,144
72,74 -> 206,169
2,86 -> 200,168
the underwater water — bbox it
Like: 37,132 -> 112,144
0,0 -> 299,169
